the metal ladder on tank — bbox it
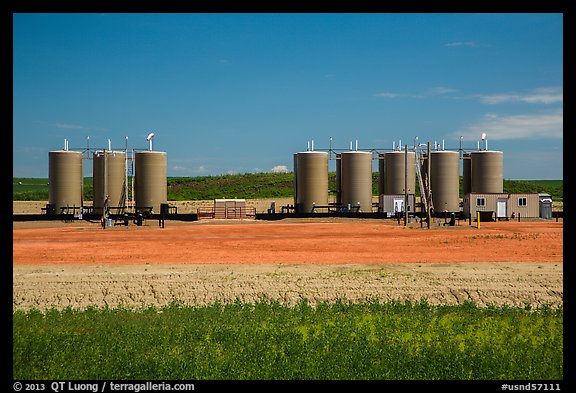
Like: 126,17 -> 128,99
120,150 -> 135,214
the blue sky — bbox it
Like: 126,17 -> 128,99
13,13 -> 563,180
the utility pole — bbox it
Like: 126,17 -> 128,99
427,142 -> 431,229
404,144 -> 408,226
124,136 -> 129,215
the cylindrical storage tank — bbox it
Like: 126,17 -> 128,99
93,150 -> 126,215
378,154 -> 385,196
295,151 -> 328,213
134,151 -> 167,214
430,150 -> 460,213
384,151 -> 416,195
48,150 -> 83,214
340,151 -> 373,212
462,153 -> 472,196
471,151 -> 503,193
293,153 -> 298,207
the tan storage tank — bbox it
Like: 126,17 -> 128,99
430,150 -> 459,213
48,150 -> 84,214
293,153 -> 298,207
294,151 -> 328,213
462,152 -> 472,196
471,151 -> 503,193
384,151 -> 416,195
134,151 -> 167,214
340,151 -> 373,212
93,150 -> 126,215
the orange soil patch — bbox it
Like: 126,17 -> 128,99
13,219 -> 563,265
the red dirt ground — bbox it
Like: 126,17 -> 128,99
13,219 -> 563,265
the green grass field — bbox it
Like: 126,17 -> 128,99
13,176 -> 563,202
13,300 -> 562,380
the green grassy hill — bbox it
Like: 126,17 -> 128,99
13,175 -> 563,202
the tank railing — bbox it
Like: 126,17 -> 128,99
197,206 -> 256,219
326,203 -> 362,213
281,205 -> 296,214
95,206 -> 130,215
47,205 -> 83,222
309,205 -> 332,213
309,146 -> 485,160
135,206 -> 154,215
56,206 -> 83,215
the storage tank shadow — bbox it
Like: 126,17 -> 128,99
340,151 -> 373,212
47,150 -> 83,214
134,151 -> 167,214
294,151 -> 328,213
93,150 -> 126,215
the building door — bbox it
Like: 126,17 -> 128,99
540,201 -> 552,219
497,198 -> 507,218
394,198 -> 404,213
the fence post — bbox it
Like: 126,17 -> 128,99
477,211 -> 481,229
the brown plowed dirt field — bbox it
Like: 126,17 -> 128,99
13,217 -> 563,311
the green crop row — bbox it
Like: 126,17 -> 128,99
13,300 -> 562,380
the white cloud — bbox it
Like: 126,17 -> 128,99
444,41 -> 478,47
54,123 -> 86,130
373,92 -> 424,99
51,122 -> 107,132
271,165 -> 288,173
374,87 -> 563,107
454,110 -> 563,141
373,92 -> 401,98
477,88 -> 563,105
171,165 -> 209,175
428,86 -> 458,95
374,86 -> 456,99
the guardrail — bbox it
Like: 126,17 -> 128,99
197,206 -> 256,219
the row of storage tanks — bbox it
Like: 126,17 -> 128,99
48,146 -> 503,215
48,150 -> 167,214
294,149 -> 503,213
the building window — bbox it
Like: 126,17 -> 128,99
518,197 -> 527,207
476,198 -> 486,207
